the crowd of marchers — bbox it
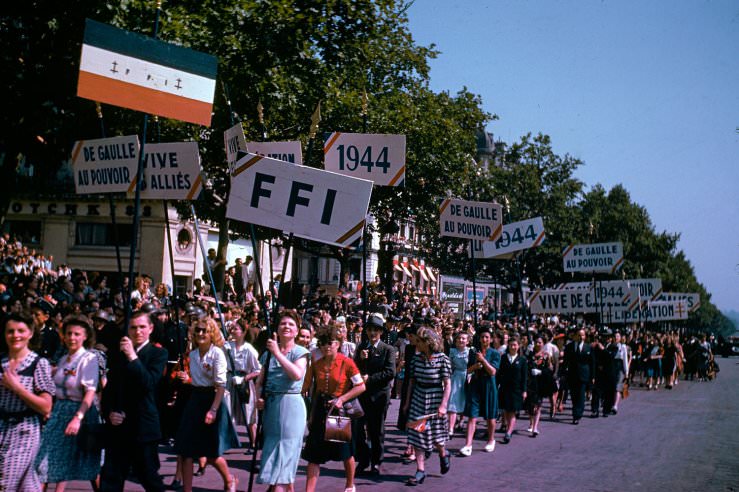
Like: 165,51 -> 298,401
0,234 -> 721,492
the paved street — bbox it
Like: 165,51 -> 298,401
68,358 -> 739,492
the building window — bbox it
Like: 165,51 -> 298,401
75,222 -> 133,247
2,220 -> 42,245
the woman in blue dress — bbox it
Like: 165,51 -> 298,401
459,327 -> 500,456
447,332 -> 470,437
255,310 -> 309,491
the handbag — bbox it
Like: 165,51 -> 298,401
324,408 -> 352,443
342,398 -> 364,419
77,410 -> 104,453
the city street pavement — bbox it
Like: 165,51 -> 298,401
67,358 -> 739,492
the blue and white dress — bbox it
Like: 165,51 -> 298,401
36,348 -> 101,483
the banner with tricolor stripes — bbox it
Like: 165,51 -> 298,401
77,19 -> 218,126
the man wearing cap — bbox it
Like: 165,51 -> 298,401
353,313 -> 396,475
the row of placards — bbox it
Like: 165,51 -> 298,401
527,278 -> 700,321
71,136 -> 203,199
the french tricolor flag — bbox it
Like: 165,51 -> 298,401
77,19 -> 218,126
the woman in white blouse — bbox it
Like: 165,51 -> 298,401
35,315 -> 101,491
174,317 -> 238,492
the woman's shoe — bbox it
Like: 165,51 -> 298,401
503,433 -> 511,444
406,470 -> 426,486
440,453 -> 451,475
344,487 -> 356,492
194,465 -> 206,477
484,441 -> 496,453
458,445 -> 472,457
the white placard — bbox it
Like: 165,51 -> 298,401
528,289 -> 599,315
72,135 -> 139,194
226,152 -> 373,248
439,198 -> 503,241
654,292 -> 700,312
323,132 -> 406,186
137,142 -> 202,200
470,216 -> 545,259
224,123 -> 247,174
562,241 -> 624,273
246,141 -> 303,165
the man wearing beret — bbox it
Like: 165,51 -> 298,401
354,313 -> 396,475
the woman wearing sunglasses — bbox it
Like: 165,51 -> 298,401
174,317 -> 238,492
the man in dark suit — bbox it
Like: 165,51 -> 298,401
101,310 -> 168,492
563,328 -> 595,425
354,313 -> 396,475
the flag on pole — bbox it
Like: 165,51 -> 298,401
77,19 -> 218,126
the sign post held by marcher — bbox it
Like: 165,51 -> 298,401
469,216 -> 545,259
136,142 -> 203,200
323,132 -> 406,186
72,135 -> 139,194
562,241 -> 624,274
439,198 -> 503,242
226,152 -> 373,248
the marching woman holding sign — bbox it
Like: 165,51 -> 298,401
0,314 -> 55,492
175,317 -> 238,492
403,326 -> 452,486
255,310 -> 310,492
302,326 -> 365,492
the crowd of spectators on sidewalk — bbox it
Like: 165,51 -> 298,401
0,234 -> 722,491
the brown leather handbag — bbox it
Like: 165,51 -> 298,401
324,408 -> 352,443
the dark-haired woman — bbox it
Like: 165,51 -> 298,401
302,327 -> 365,492
525,335 -> 553,437
0,314 -> 55,491
36,316 -> 102,491
459,327 -> 500,457
498,336 -> 527,444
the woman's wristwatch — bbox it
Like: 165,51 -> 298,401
75,411 -> 85,421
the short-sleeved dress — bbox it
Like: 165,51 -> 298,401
36,348 -> 101,483
0,352 -> 55,492
448,347 -> 470,413
225,341 -> 261,426
257,345 -> 309,485
407,352 -> 451,451
302,353 -> 363,464
464,348 -> 500,420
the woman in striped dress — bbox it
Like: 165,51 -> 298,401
402,326 -> 452,486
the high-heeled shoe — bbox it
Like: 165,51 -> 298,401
440,453 -> 451,475
406,470 -> 426,486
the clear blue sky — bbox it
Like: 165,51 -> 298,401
408,0 -> 739,313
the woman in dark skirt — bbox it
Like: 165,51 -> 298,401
525,335 -> 553,437
175,317 -> 238,492
302,327 -> 365,492
498,335 -> 527,444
